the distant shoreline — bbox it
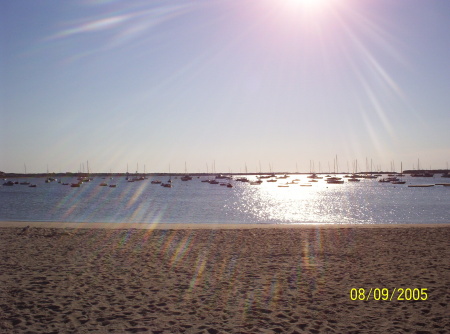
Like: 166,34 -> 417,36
0,221 -> 448,230
1,170 -> 449,178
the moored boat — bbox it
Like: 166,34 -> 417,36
327,178 -> 344,184
235,177 -> 249,182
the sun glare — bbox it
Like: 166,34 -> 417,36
287,0 -> 332,11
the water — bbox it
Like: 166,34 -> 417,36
1,175 -> 449,225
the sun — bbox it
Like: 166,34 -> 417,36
287,0 -> 331,10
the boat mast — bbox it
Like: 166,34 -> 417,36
335,155 -> 338,174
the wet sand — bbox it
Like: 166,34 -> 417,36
1,223 -> 449,333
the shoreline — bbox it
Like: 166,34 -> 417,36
0,220 -> 448,230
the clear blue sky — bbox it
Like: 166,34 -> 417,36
1,0 -> 449,173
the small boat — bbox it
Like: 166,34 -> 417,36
411,172 -> 434,177
28,184 -> 37,188
326,176 -> 342,181
300,184 -> 312,187
278,184 -> 289,187
327,179 -> 344,184
235,177 -> 249,182
3,181 -> 14,186
162,183 -> 172,188
71,183 -> 81,187
348,174 -> 360,182
391,181 -> 406,184
408,184 -> 434,187
109,184 -> 117,188
379,176 -> 399,182
348,178 -> 360,182
266,179 -> 277,183
99,182 -> 108,186
226,183 -> 233,188
151,180 -> 162,184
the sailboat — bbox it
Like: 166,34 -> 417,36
392,162 -> 406,184
411,159 -> 434,177
20,164 -> 31,185
181,162 -> 192,181
162,165 -> 173,188
348,160 -> 360,182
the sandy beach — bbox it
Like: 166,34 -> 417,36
1,223 -> 449,334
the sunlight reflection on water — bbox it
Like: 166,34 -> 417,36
0,176 -> 449,224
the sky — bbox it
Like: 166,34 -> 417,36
1,0 -> 449,174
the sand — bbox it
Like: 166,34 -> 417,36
0,223 -> 449,334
